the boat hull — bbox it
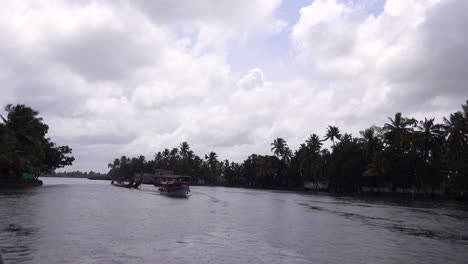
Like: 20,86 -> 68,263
112,182 -> 131,188
160,188 -> 191,198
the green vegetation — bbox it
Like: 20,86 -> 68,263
0,104 -> 75,188
108,100 -> 468,196
44,171 -> 107,179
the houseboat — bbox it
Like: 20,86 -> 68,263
156,175 -> 192,198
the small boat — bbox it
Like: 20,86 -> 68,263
158,177 -> 191,198
111,180 -> 140,189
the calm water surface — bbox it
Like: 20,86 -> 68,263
1,177 -> 467,264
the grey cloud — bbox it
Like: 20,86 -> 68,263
2,0 -> 466,174
70,144 -> 126,172
127,0 -> 275,26
68,133 -> 136,146
53,29 -> 158,82
0,63 -> 87,117
381,0 -> 468,112
293,0 -> 468,120
193,130 -> 253,148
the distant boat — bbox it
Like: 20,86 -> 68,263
157,176 -> 191,198
111,180 -> 140,189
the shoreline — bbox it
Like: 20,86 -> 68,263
35,177 -> 468,201
0,178 -> 43,189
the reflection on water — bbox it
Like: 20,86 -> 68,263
1,177 -> 467,264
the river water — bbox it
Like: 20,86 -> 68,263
0,177 -> 467,264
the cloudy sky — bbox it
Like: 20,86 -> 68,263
1,0 -> 467,172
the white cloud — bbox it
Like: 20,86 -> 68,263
292,0 -> 467,115
1,0 -> 466,172
125,0 -> 286,53
238,68 -> 265,90
0,0 -> 285,171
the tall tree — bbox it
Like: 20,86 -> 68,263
383,112 -> 414,149
306,134 -> 322,152
0,104 -> 74,183
324,126 -> 342,146
179,142 -> 190,159
271,137 -> 287,157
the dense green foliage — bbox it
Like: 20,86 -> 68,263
45,171 -> 106,178
108,101 -> 468,195
0,104 -> 75,184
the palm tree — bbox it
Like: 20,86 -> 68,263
443,101 -> 468,190
162,149 -> 170,168
108,158 -> 120,169
341,133 -> 353,142
170,148 -> 179,158
324,126 -> 342,146
187,150 -> 194,160
179,142 -> 190,159
179,142 -> 190,174
169,148 -> 179,171
417,118 -> 444,159
207,152 -> 219,182
444,111 -> 467,162
306,134 -> 322,152
271,138 -> 287,157
154,152 -> 163,167
383,113 -> 420,191
383,112 -> 413,149
137,155 -> 146,172
282,146 -> 293,164
208,152 -> 218,170
360,127 -> 377,143
359,126 -> 382,161
413,118 -> 446,193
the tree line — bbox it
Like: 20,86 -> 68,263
0,104 -> 75,186
108,100 -> 467,195
45,171 -> 106,178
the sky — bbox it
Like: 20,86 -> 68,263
1,0 -> 467,173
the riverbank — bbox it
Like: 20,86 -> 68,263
203,183 -> 468,201
33,177 -> 467,201
0,178 -> 43,189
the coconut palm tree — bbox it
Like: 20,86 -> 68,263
154,152 -> 163,166
383,112 -> 414,149
207,151 -> 217,164
359,126 -> 382,162
178,142 -> 190,173
417,118 -> 444,158
442,101 -> 468,190
444,111 -> 467,162
108,158 -> 120,169
306,134 -> 322,152
206,152 -> 219,182
282,147 -> 293,164
137,155 -> 146,172
162,149 -> 170,168
271,137 -> 287,157
179,142 -> 190,159
324,126 -> 342,146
